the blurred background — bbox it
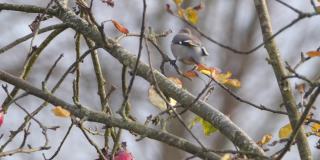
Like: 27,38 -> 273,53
0,0 -> 320,159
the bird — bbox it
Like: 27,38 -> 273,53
171,28 -> 209,65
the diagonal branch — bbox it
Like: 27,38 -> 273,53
0,69 -> 220,160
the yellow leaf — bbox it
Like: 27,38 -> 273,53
189,116 -> 217,136
224,79 -> 241,88
279,123 -> 292,139
196,64 -> 220,76
306,51 -> 320,57
220,154 -> 232,160
185,7 -> 199,24
174,0 -> 183,6
213,72 -> 232,84
257,134 -> 272,145
52,106 -> 70,117
311,123 -> 320,136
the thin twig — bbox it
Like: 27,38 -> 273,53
78,122 -> 107,160
47,123 -> 73,160
119,0 -> 147,117
0,24 -> 68,54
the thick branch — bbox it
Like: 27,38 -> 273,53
0,69 -> 220,160
253,1 -> 311,160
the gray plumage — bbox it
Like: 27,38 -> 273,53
171,28 -> 209,65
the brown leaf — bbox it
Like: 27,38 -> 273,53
112,20 -> 129,34
306,51 -> 320,57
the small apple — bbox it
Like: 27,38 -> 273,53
0,112 -> 4,126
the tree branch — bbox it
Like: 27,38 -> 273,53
0,69 -> 220,160
253,1 -> 311,159
0,2 -> 265,157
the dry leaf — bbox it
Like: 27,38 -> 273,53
148,77 -> 182,111
183,70 -> 199,78
52,106 -> 70,117
279,123 -> 292,139
306,51 -> 320,57
257,134 -> 272,145
148,86 -> 167,111
111,20 -> 129,34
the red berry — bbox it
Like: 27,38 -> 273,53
114,150 -> 133,160
0,112 -> 4,126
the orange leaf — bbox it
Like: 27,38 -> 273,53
52,106 -> 70,117
111,20 -> 129,34
183,70 -> 198,78
306,51 -> 320,57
